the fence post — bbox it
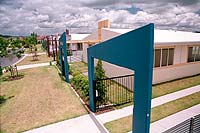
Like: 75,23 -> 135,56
93,80 -> 96,112
47,37 -> 50,57
189,117 -> 194,133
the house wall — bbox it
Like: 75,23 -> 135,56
83,43 -> 87,62
70,43 -> 78,51
101,60 -> 200,88
82,29 -> 200,85
100,44 -> 200,84
153,62 -> 200,84
83,29 -> 120,63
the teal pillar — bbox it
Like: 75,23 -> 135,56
59,32 -> 69,82
87,23 -> 154,133
87,51 -> 95,112
59,47 -> 64,76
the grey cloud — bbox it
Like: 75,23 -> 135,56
0,0 -> 199,36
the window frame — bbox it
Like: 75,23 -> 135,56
154,47 -> 174,68
187,46 -> 200,62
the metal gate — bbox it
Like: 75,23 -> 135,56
94,74 -> 134,110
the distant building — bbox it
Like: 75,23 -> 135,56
68,34 -> 90,51
82,19 -> 200,84
37,35 -> 46,41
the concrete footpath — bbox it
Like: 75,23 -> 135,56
17,62 -> 50,70
25,52 -> 46,56
128,104 -> 200,133
97,85 -> 200,124
150,104 -> 200,133
24,114 -> 106,133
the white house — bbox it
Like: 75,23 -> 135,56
82,20 -> 200,84
68,34 -> 90,51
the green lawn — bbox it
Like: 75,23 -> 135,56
17,54 -> 53,66
70,61 -> 88,73
25,44 -> 44,54
104,92 -> 200,133
152,75 -> 200,98
104,74 -> 200,109
0,66 -> 87,133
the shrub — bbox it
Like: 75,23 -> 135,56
70,60 -> 106,105
70,69 -> 89,98
95,60 -> 106,105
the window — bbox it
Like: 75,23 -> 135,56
154,49 -> 161,67
162,49 -> 168,66
188,46 -> 200,62
168,48 -> 174,65
67,43 -> 70,49
77,43 -> 83,50
154,48 -> 174,67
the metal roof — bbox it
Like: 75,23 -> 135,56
104,28 -> 200,44
70,34 -> 90,41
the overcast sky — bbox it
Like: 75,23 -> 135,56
0,0 -> 200,36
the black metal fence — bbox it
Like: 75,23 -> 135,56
163,114 -> 200,133
94,74 -> 134,110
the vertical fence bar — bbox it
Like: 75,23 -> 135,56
93,80 -> 97,111
122,77 -> 123,103
126,76 -> 128,102
118,78 -> 120,104
189,117 -> 194,133
47,37 -> 50,57
94,75 -> 134,110
111,79 -> 113,104
55,38 -> 58,61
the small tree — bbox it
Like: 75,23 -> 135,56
30,32 -> 38,60
0,37 -> 24,78
24,36 -> 32,52
95,60 -> 107,105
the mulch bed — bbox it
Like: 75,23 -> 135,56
1,75 -> 24,81
95,106 -> 115,115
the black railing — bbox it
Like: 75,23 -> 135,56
94,74 -> 134,110
163,114 -> 200,133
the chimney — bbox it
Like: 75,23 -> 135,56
98,19 -> 110,41
66,29 -> 69,35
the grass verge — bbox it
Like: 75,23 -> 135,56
24,44 -> 44,54
104,92 -> 200,133
70,61 -> 88,73
0,66 -> 87,133
108,74 -> 200,109
152,74 -> 200,98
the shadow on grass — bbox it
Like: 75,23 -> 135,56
58,73 -> 66,81
0,74 -> 25,82
0,95 -> 15,105
30,59 -> 40,62
30,55 -> 41,62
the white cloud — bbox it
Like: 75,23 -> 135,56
0,0 -> 199,36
